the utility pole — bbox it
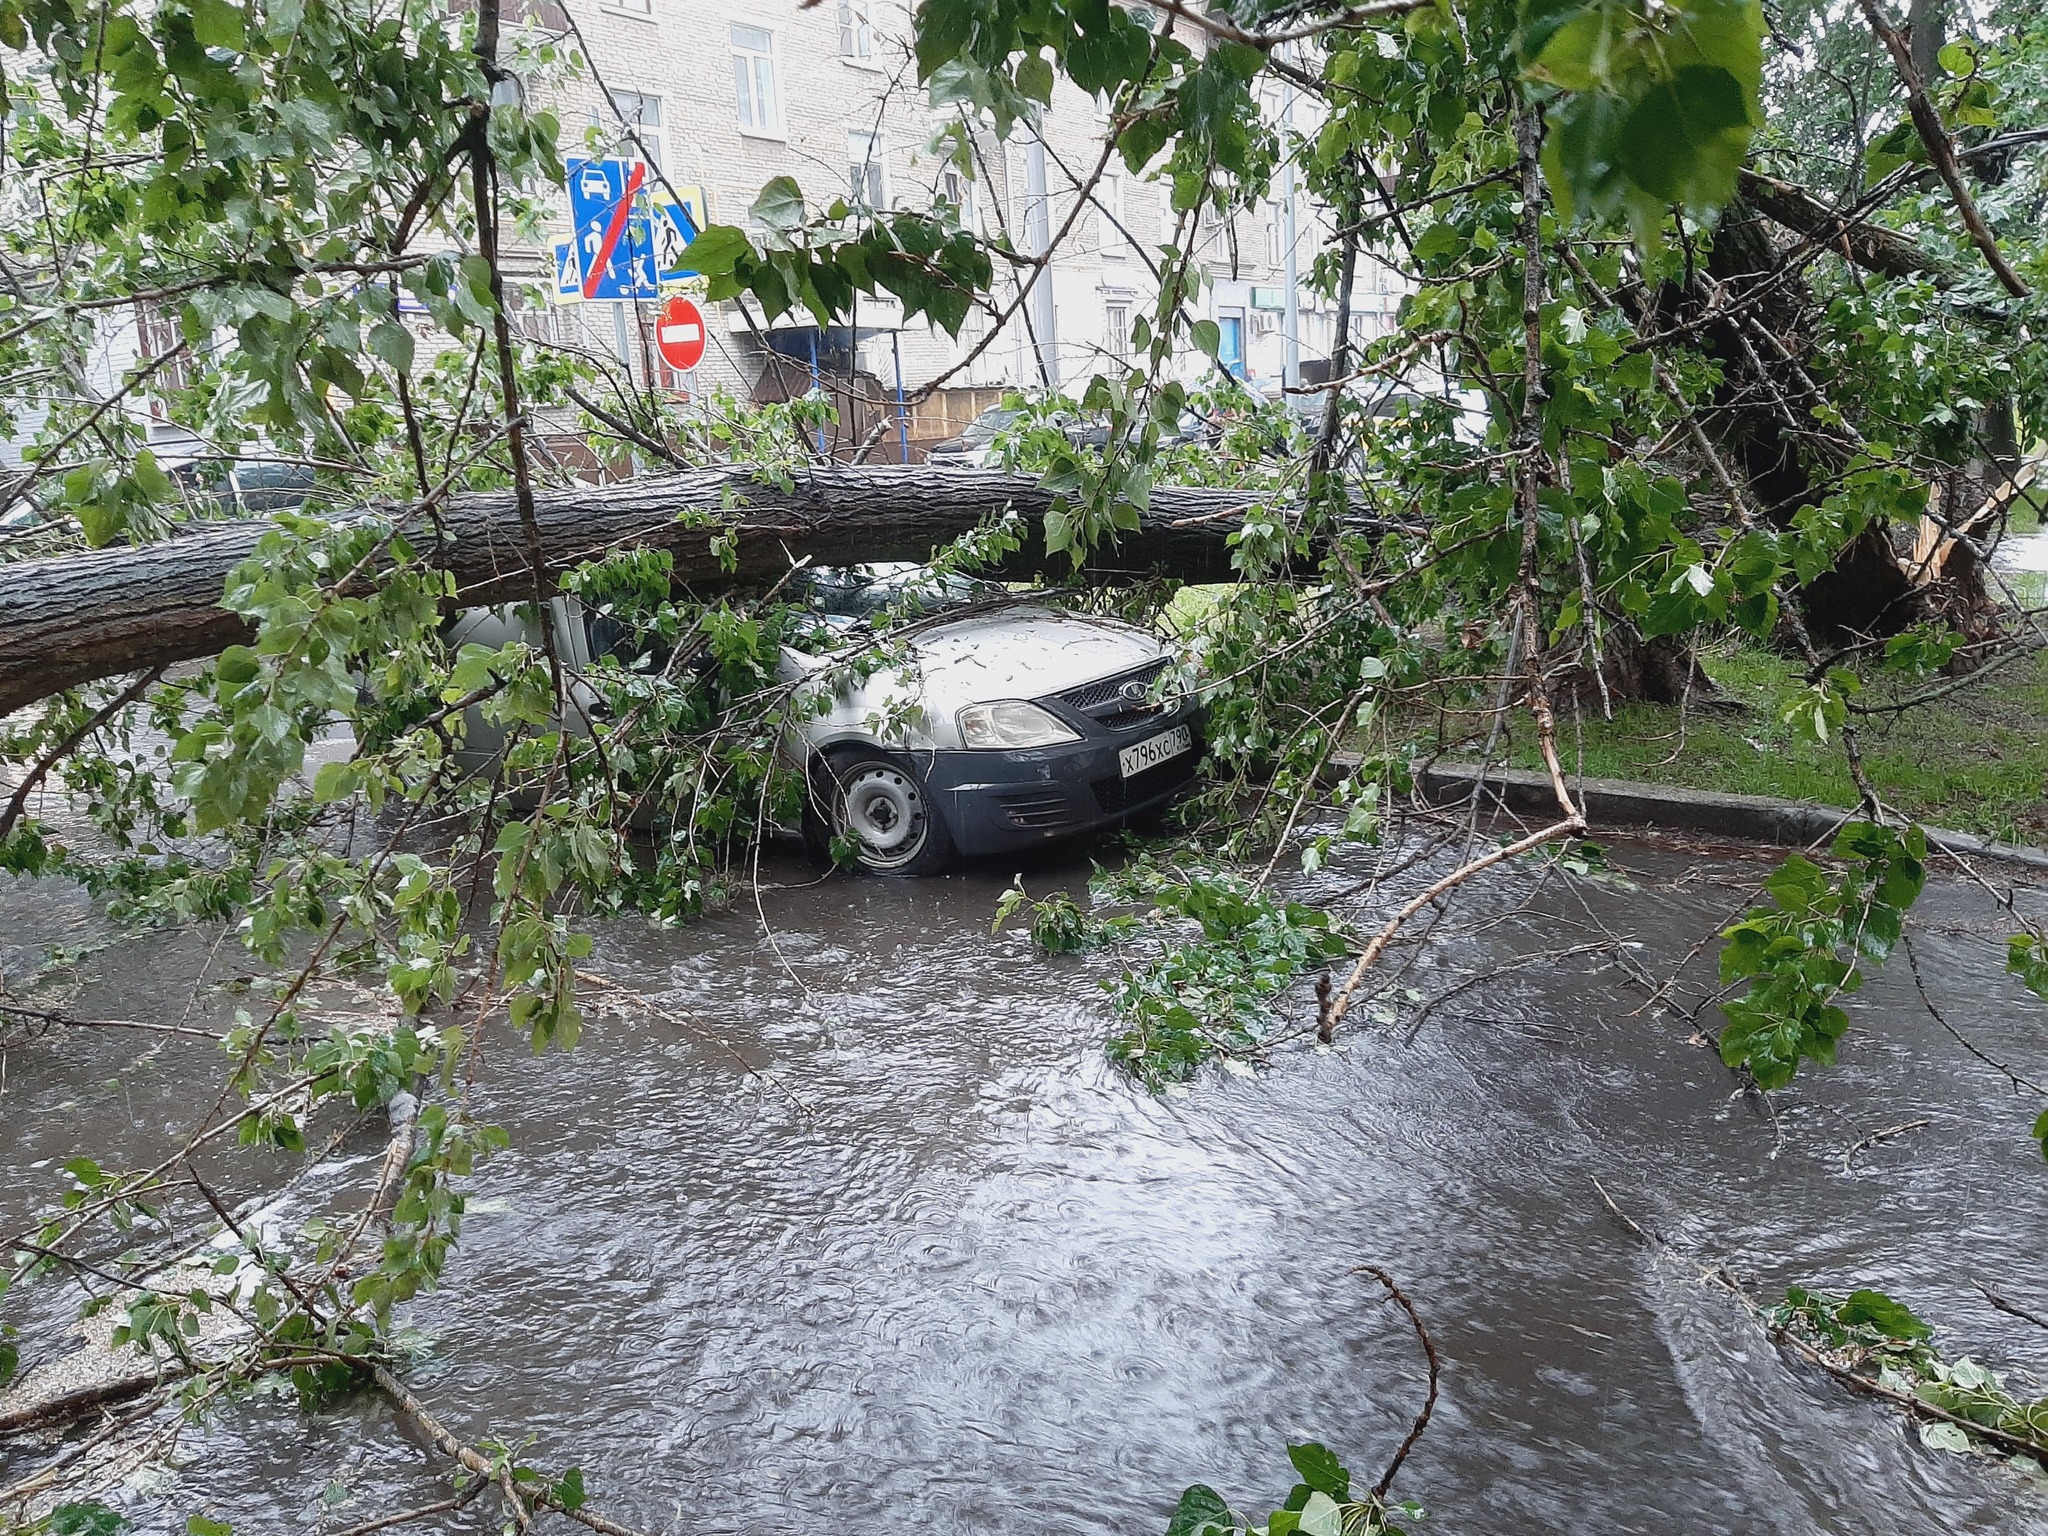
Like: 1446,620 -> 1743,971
1279,74 -> 1300,390
1023,131 -> 1061,391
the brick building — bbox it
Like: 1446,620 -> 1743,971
524,0 -> 1401,458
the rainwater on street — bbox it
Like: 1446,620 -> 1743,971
3,831 -> 2046,1534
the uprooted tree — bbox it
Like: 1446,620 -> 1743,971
3,0 -> 2048,1528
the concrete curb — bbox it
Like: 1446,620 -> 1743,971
1335,757 -> 2048,875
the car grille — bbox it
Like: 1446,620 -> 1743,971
998,791 -> 1078,830
1092,753 -> 1200,816
1058,659 -> 1176,731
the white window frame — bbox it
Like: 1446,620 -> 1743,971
609,90 -> 664,171
1103,301 -> 1130,359
838,0 -> 877,63
847,130 -> 888,210
731,22 -> 783,138
1099,172 -> 1126,261
940,166 -> 978,233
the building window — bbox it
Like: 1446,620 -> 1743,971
1103,302 -> 1130,359
610,91 -> 664,170
449,0 -> 570,29
847,131 -> 887,209
1264,200 -> 1283,268
941,166 -> 978,233
1099,173 -> 1125,261
133,303 -> 192,421
838,0 -> 874,61
731,24 -> 781,135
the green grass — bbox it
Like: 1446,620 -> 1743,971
1501,640 -> 2048,847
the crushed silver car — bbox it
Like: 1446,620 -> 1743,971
445,564 -> 1204,876
784,565 -> 1203,874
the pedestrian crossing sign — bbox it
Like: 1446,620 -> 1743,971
651,185 -> 709,288
552,241 -> 582,304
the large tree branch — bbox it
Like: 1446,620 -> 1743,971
1736,169 -> 1952,282
0,466 -> 1399,716
1854,0 -> 2028,297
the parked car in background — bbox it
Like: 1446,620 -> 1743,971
167,456 -> 318,516
439,564 -> 1205,876
928,398 -> 1207,468
924,404 -> 1028,468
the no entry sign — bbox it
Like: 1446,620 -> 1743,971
655,295 -> 706,373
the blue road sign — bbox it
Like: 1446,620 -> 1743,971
650,185 -> 709,285
552,241 -> 582,303
652,201 -> 698,285
564,157 -> 657,301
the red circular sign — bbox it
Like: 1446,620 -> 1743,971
654,295 -> 706,372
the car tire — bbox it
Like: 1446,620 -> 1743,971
804,750 -> 958,877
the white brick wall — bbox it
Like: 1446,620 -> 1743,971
526,0 -> 1380,421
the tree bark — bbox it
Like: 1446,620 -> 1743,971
0,465 -> 1381,716
1735,169 -> 1953,282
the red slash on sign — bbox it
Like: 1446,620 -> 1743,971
655,295 -> 706,372
582,160 -> 645,300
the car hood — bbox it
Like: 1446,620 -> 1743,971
904,606 -> 1164,700
784,605 -> 1172,751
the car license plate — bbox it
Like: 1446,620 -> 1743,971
1119,724 -> 1192,779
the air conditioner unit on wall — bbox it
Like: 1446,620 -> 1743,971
1249,311 -> 1277,335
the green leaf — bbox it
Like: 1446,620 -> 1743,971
1285,1442 -> 1351,1501
215,644 -> 262,688
1296,1492 -> 1343,1536
1918,1420 -> 1973,1454
1839,1288 -> 1932,1342
50,1506 -> 129,1536
553,1467 -> 587,1512
0,1338 -> 16,1388
1412,222 -> 1463,262
683,223 -> 752,277
189,0 -> 245,50
1165,1483 -> 1232,1536
2033,1107 -> 2048,1163
311,761 -> 357,803
367,318 -> 414,375
750,176 -> 806,231
1615,66 -> 1747,205
1190,319 -> 1221,360
132,449 -> 173,500
1015,51 -> 1054,104
188,1518 -> 234,1536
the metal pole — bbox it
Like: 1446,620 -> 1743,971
807,329 -> 827,454
1280,79 -> 1300,390
612,303 -> 634,375
892,330 -> 909,463
1024,131 -> 1060,391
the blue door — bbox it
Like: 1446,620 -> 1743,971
1217,312 -> 1246,378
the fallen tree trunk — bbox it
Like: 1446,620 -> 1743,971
1736,168 -> 1954,283
0,465 -> 1359,716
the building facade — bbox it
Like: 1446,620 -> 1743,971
524,0 -> 1391,457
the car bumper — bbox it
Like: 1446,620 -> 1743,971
917,703 -> 1204,858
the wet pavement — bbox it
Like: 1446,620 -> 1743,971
4,833 -> 2047,1534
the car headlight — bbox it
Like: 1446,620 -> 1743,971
956,699 -> 1082,749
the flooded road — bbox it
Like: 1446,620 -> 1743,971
4,834 -> 2047,1534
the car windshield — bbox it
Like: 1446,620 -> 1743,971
959,407 -> 1022,444
796,563 -> 1004,624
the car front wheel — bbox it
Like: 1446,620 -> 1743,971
806,751 -> 958,876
